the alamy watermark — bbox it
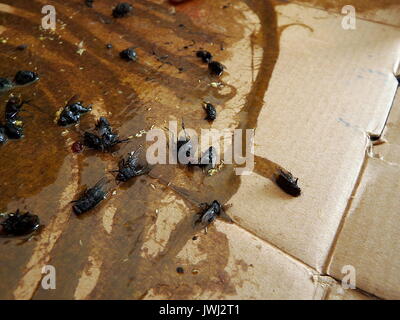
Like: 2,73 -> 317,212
341,5 -> 356,30
41,5 -> 56,30
41,265 -> 56,290
145,121 -> 254,175
341,264 -> 356,289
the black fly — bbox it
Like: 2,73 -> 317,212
58,95 -> 92,126
72,178 -> 109,215
208,61 -> 225,76
85,0 -> 94,8
195,51 -> 225,76
203,102 -> 216,121
196,50 -> 213,63
198,146 -> 217,172
166,120 -> 200,165
5,96 -> 27,121
176,120 -> 194,164
16,44 -> 28,51
0,124 -> 8,144
193,200 -> 232,232
276,169 -> 301,197
4,121 -> 24,139
112,146 -> 150,182
0,71 -> 38,94
0,78 -> 13,93
13,70 -> 39,86
0,210 -> 40,236
120,47 -> 138,61
1,96 -> 26,141
112,3 -> 133,18
84,117 -> 127,152
188,146 -> 217,175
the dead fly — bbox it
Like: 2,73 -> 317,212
112,146 -> 150,182
13,70 -> 39,86
85,0 -> 94,8
0,71 -> 38,94
208,61 -> 225,77
120,47 -> 137,61
176,121 -> 194,164
0,78 -> 13,93
57,95 -> 92,126
5,96 -> 27,121
0,210 -> 40,236
165,120 -> 195,164
72,178 -> 109,215
202,102 -> 216,121
276,169 -> 301,197
16,44 -> 28,51
193,200 -> 232,233
84,117 -> 127,152
196,50 -> 213,63
1,96 -> 27,140
112,3 -> 133,18
188,146 -> 217,175
0,124 -> 7,144
4,121 -> 24,139
198,146 -> 217,172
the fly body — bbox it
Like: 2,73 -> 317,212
72,178 -> 109,215
58,95 -> 92,126
83,117 -> 126,152
0,210 -> 40,236
113,147 -> 150,182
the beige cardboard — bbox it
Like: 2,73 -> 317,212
140,193 -> 371,300
229,2 -> 400,272
328,90 -> 400,300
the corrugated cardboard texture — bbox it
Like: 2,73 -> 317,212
229,2 -> 400,272
328,89 -> 400,300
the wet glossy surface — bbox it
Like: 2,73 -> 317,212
0,0 -> 396,299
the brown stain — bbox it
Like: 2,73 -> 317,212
235,259 -> 249,272
138,223 -> 236,300
253,155 -> 281,181
0,0 -> 282,299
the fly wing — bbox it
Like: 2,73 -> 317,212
201,210 -> 216,225
86,177 -> 111,200
128,145 -> 143,166
96,117 -> 111,134
93,177 -> 110,191
193,208 -> 216,229
219,208 -> 233,223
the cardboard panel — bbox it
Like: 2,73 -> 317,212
229,3 -> 400,271
328,91 -> 400,299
